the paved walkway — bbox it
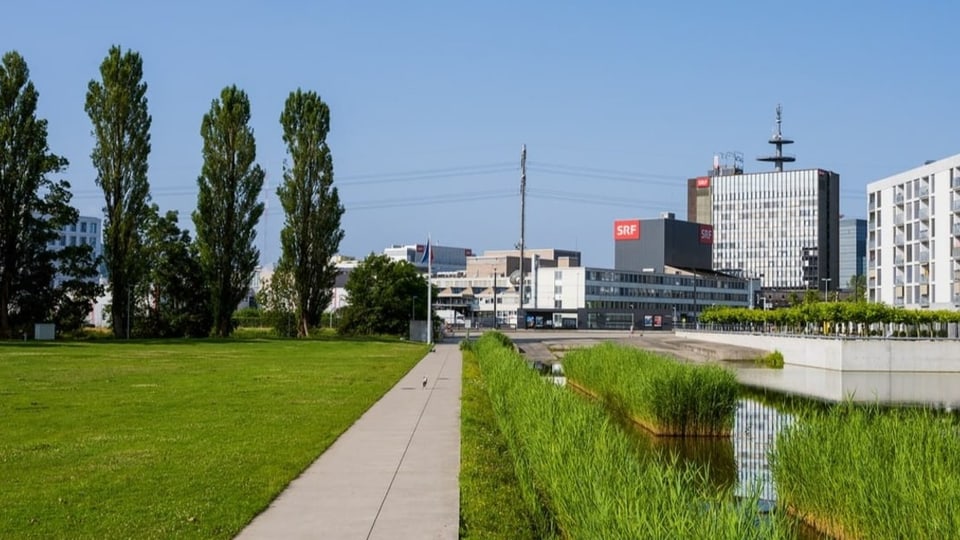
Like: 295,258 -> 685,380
236,343 -> 462,540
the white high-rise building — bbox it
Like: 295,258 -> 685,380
866,153 -> 960,309
687,107 -> 841,293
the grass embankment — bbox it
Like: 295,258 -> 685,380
563,343 -> 739,436
471,333 -> 789,539
458,347 -> 537,539
772,404 -> 960,539
0,338 -> 427,539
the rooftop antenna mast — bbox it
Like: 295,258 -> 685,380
757,104 -> 796,172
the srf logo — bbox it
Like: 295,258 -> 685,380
695,177 -> 710,189
614,220 -> 640,240
699,225 -> 713,244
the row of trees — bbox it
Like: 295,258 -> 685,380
0,46 -> 344,338
700,301 -> 960,337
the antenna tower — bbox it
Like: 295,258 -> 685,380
757,104 -> 796,172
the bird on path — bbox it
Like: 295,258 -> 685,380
422,376 -> 428,389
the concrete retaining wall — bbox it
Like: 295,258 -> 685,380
677,331 -> 960,372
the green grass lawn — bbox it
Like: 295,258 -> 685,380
0,338 -> 428,539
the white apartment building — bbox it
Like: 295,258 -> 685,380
866,153 -> 960,309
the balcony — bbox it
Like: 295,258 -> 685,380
919,275 -> 929,284
953,200 -> 960,212
918,208 -> 930,221
894,235 -> 905,246
894,277 -> 904,286
869,201 -> 877,211
895,193 -> 905,205
894,215 -> 905,226
954,177 -> 960,190
869,278 -> 877,288
894,256 -> 905,265
918,186 -> 930,199
918,229 -> 929,242
954,248 -> 960,259
955,294 -> 960,305
954,223 -> 960,236
919,252 -> 930,263
919,296 -> 930,307
894,298 -> 905,306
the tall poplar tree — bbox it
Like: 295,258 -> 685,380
0,51 -> 73,338
277,89 -> 344,337
193,85 -> 264,337
85,45 -> 152,338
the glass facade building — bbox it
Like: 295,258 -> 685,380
693,169 -> 840,291
839,218 -> 867,290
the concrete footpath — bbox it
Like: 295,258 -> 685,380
236,342 -> 462,540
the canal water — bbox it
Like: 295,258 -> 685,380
631,398 -> 793,505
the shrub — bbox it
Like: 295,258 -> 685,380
758,350 -> 784,369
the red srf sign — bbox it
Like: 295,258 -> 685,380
696,176 -> 710,189
614,219 -> 640,240
699,224 -> 714,244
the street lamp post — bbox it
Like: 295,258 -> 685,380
692,271 -> 698,321
493,268 -> 498,329
821,278 -> 832,302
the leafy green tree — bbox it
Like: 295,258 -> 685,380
51,243 -> 104,335
255,266 -> 297,337
139,208 -> 211,337
193,85 -> 265,337
338,254 -> 432,336
847,274 -> 866,302
803,290 -> 820,304
0,51 -> 75,338
85,45 -> 152,338
277,89 -> 345,337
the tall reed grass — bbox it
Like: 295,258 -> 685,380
473,333 -> 790,539
563,343 -> 739,436
771,404 -> 960,539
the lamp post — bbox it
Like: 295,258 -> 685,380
821,278 -> 832,302
692,270 -> 698,321
493,267 -> 498,329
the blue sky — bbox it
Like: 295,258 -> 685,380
5,1 -> 959,268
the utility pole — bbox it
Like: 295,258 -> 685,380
519,144 -> 526,328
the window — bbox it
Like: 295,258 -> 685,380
81,222 -> 87,233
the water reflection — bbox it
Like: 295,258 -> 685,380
626,398 -> 793,504
732,399 -> 793,504
736,365 -> 960,408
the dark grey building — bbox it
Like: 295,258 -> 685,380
839,218 -> 867,290
613,213 -> 713,273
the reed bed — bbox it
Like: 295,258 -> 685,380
473,333 -> 790,539
563,343 -> 739,436
771,404 -> 960,539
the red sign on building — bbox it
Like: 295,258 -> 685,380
695,176 -> 710,189
614,219 -> 641,240
698,224 -> 714,244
